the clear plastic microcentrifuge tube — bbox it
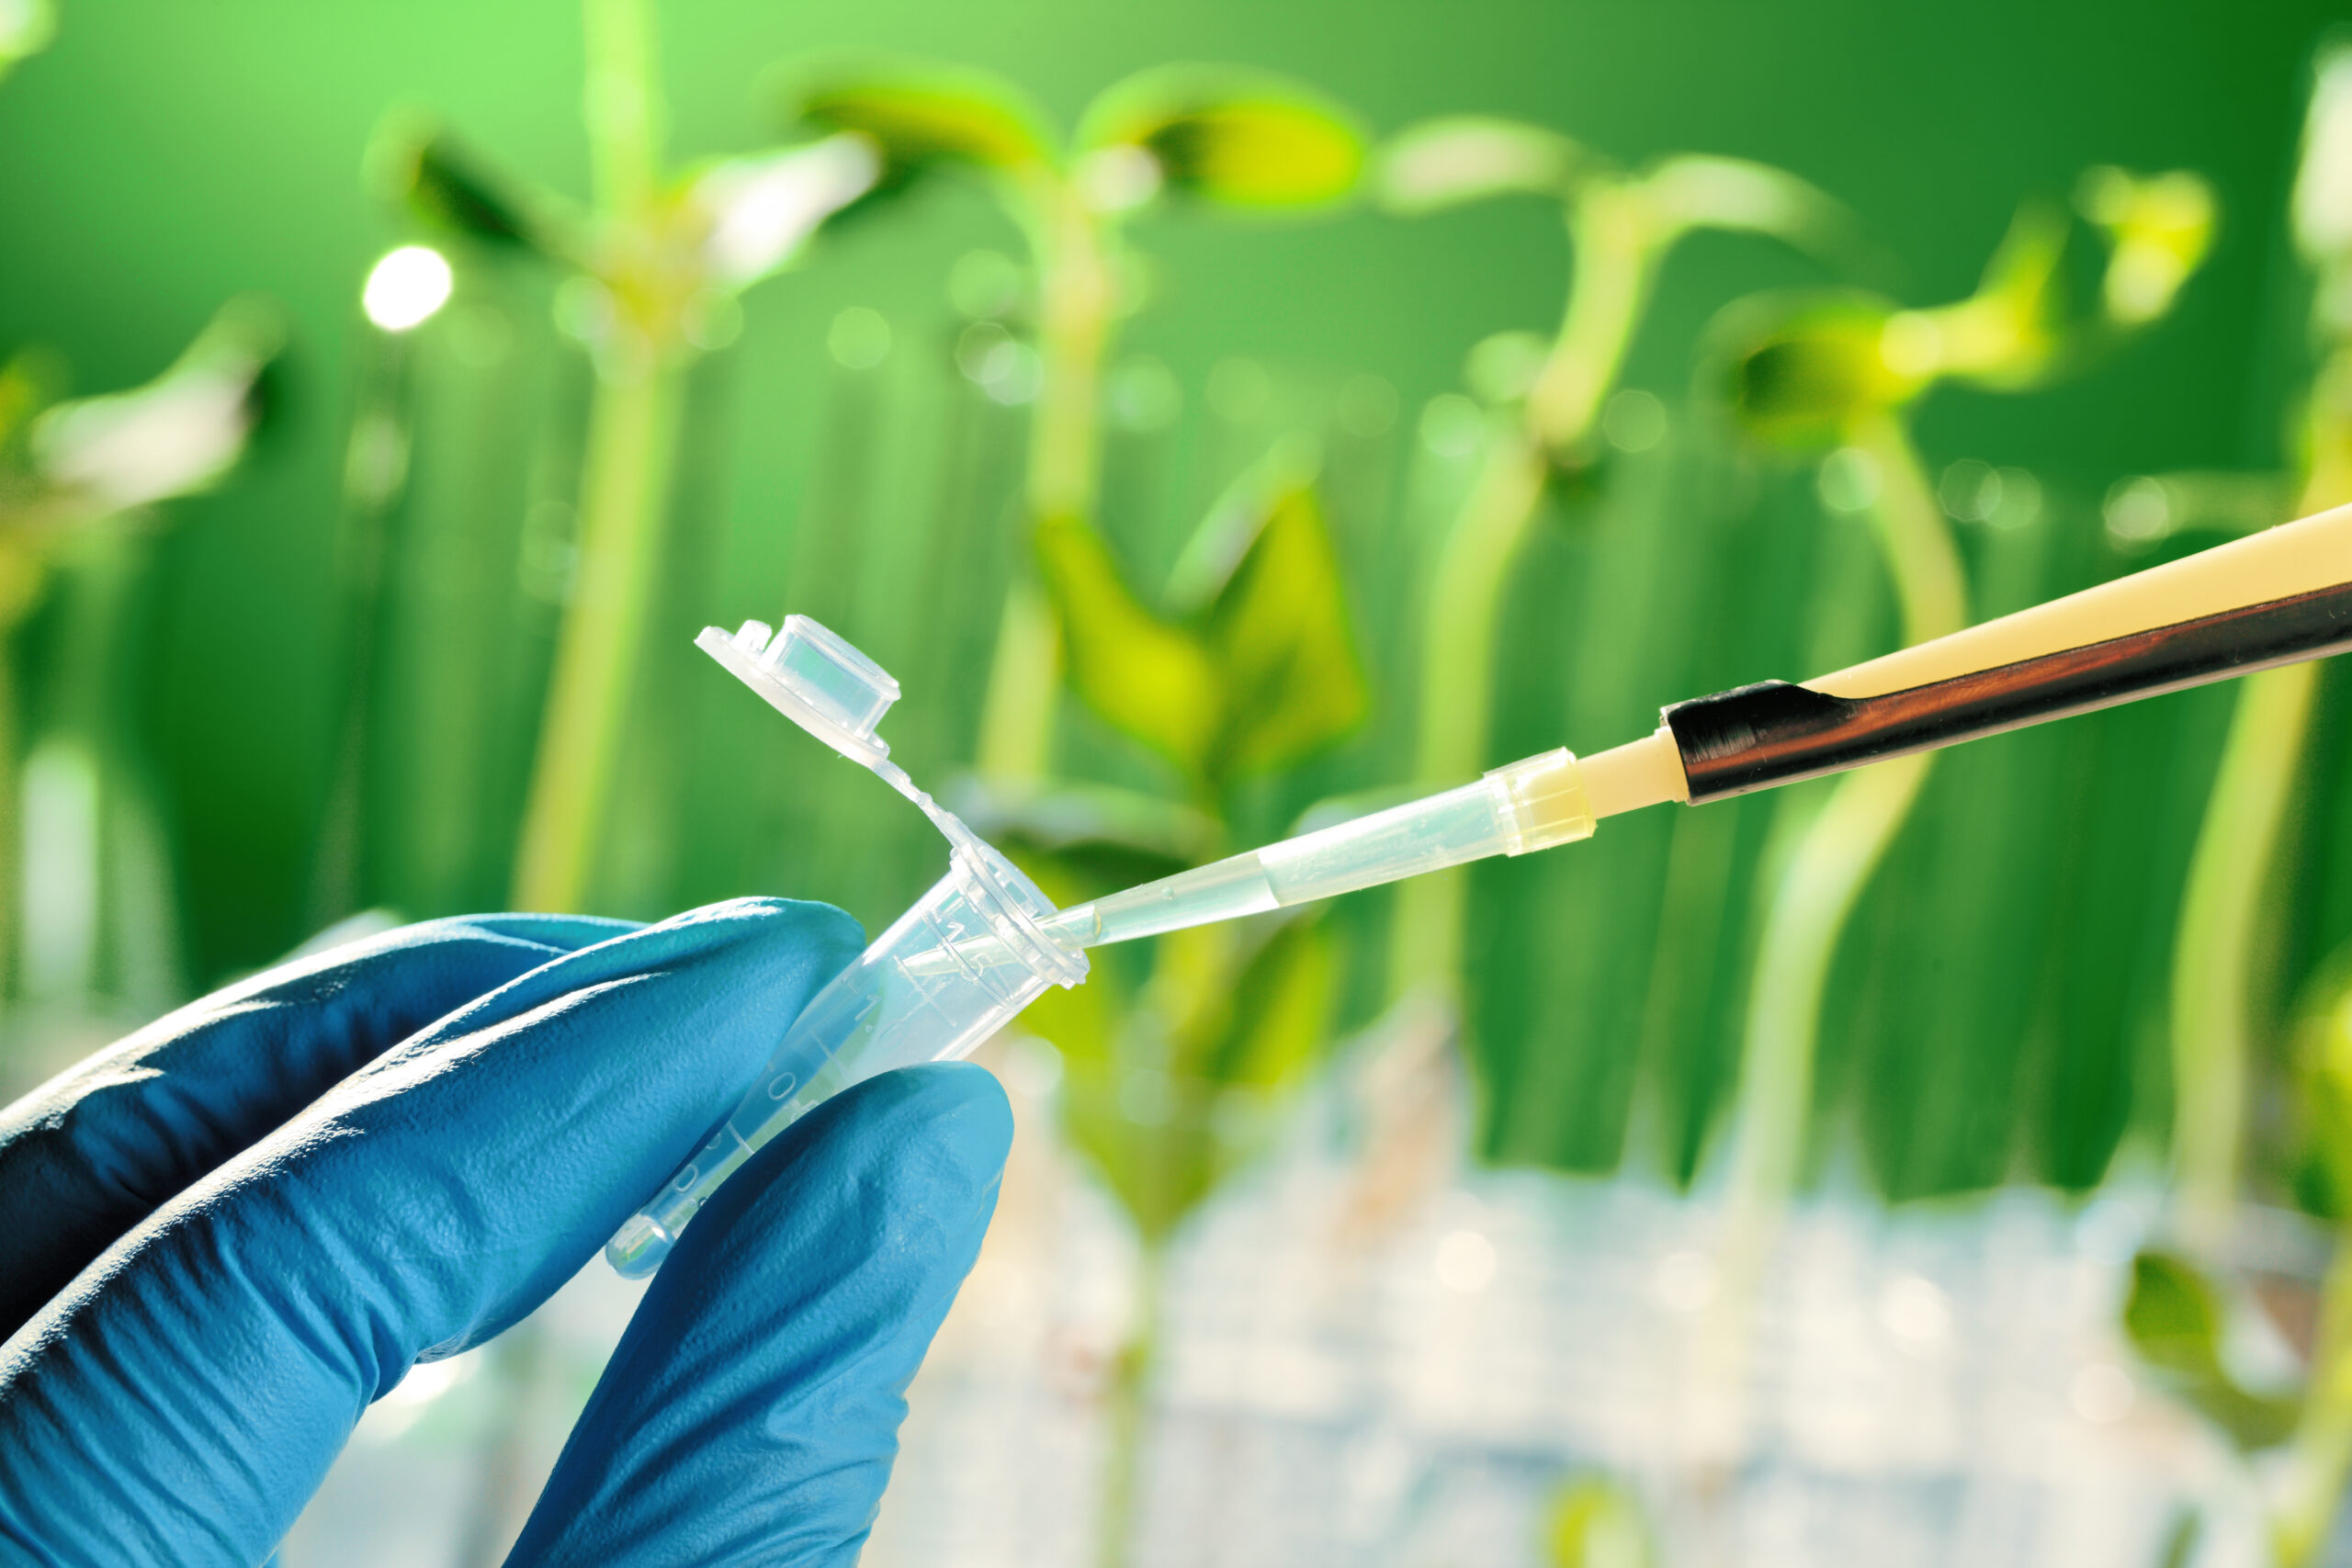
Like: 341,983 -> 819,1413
605,616 -> 1086,1279
606,835 -> 1080,1278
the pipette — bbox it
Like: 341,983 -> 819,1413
1035,501 -> 2352,953
612,503 -> 2348,1276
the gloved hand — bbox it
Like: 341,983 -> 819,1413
0,897 -> 1015,1567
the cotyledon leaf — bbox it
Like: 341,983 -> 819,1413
1080,63 -> 1364,211
1203,485 -> 1367,782
1036,512 -> 1223,784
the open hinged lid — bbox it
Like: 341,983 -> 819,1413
696,615 -> 900,770
695,614 -> 1086,988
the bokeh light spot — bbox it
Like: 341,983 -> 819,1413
362,245 -> 454,333
1601,389 -> 1667,453
829,306 -> 892,370
1434,1229 -> 1497,1292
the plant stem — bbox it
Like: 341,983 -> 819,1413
1527,184 -> 1650,451
1692,414 -> 1964,1456
1387,183 -> 1651,1004
1030,183 -> 1112,524
1098,1239 -> 1163,1568
2169,661 -> 2319,1240
974,578 -> 1061,782
509,0 -> 677,912
2169,344 -> 2349,1241
975,182 -> 1111,784
512,361 -> 685,909
580,0 -> 660,215
2241,344 -> 2352,1552
1386,433 -> 1548,999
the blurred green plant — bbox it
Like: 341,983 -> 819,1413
1019,447 -> 1367,1568
767,52 -> 1364,788
1026,452 -> 1364,1224
767,62 -> 1366,1563
2123,1249 -> 2299,1447
1368,118 -> 1861,1008
2105,51 -> 2352,1562
367,0 -> 879,913
0,299 -> 280,1010
2171,41 -> 2352,1251
1700,165 -> 2213,1447
2129,931 -> 2352,1565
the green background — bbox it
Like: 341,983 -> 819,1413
2,0 -> 2343,1194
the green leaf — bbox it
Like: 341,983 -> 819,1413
1200,918 -> 1334,1089
1638,154 -> 1870,271
1545,1476 -> 1653,1568
1910,199 -> 2074,389
368,113 -> 567,258
1162,430 -> 1321,608
0,346 -> 62,451
1373,116 -> 1587,214
1203,485 -> 1367,780
2294,954 -> 2352,1219
1080,64 -> 1364,212
2122,1249 -> 2301,1450
2123,1249 -> 2227,1376
1713,184 -> 2174,440
1036,512 -> 1223,781
1711,291 -> 1921,451
32,296 -> 285,513
1042,483 -> 1365,790
2076,165 -> 2217,326
771,52 -> 1056,192
683,135 -> 880,288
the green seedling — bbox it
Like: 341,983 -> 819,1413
0,303 -> 279,1012
765,53 -> 1364,786
1696,165 -> 2213,1458
2122,1248 -> 2299,1450
2100,53 -> 2352,1561
1368,116 -> 1863,1006
0,92 -> 280,1018
1024,453 -> 1366,1229
369,0 -> 881,914
2168,39 -> 2352,1256
1018,447 -> 1370,1568
761,67 -> 1365,1563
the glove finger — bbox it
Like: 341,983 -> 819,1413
504,1062 -> 1012,1568
0,897 -> 863,1568
0,911 -> 636,1339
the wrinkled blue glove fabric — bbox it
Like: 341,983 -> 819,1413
0,897 -> 1015,1567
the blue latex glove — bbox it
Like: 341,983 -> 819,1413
0,897 -> 1014,1566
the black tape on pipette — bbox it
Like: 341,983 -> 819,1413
1663,580 -> 2352,803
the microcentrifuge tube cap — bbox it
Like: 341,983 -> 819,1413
702,615 -> 901,765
